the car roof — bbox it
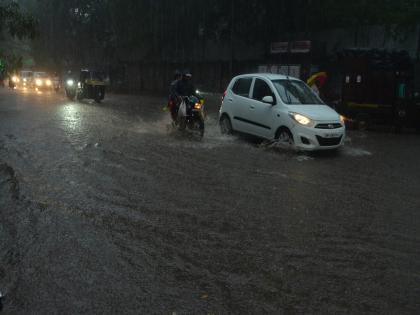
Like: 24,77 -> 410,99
233,73 -> 301,81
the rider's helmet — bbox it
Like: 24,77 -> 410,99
183,69 -> 192,80
174,70 -> 182,80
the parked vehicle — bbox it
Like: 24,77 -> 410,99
219,74 -> 346,151
176,95 -> 205,139
336,49 -> 420,131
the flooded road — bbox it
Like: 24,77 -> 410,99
1,87 -> 420,314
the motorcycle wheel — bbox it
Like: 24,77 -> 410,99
177,118 -> 187,131
191,118 -> 205,139
66,90 -> 76,101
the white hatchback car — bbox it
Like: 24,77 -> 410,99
219,74 -> 345,151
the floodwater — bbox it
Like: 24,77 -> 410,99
1,88 -> 420,314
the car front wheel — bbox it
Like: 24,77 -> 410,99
275,128 -> 294,145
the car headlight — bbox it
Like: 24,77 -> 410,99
36,79 -> 43,86
66,79 -> 74,86
289,112 -> 314,127
46,79 -> 52,86
12,76 -> 19,83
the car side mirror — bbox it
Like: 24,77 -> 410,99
262,95 -> 274,105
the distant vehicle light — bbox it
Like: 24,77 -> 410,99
12,76 -> 19,83
195,89 -> 200,94
23,78 -> 27,82
46,79 -> 52,86
36,79 -> 43,86
66,79 -> 74,86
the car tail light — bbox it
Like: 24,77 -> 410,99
222,90 -> 227,102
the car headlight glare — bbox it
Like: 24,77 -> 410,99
46,79 -> 52,86
36,79 -> 43,86
66,79 -> 74,86
289,112 -> 313,126
12,76 -> 19,83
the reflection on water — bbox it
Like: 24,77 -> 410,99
58,103 -> 83,132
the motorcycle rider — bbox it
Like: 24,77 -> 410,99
174,70 -> 197,98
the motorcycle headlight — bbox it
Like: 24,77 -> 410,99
36,79 -> 43,86
194,102 -> 202,110
66,79 -> 74,86
289,112 -> 314,127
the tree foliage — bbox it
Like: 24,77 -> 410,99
23,0 -> 420,68
0,1 -> 37,39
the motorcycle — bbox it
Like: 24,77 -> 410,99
65,78 -> 77,100
176,95 -> 205,138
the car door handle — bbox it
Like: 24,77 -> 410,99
250,105 -> 255,109
228,98 -> 233,102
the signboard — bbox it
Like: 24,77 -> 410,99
270,41 -> 311,54
291,40 -> 311,53
270,42 -> 289,54
258,64 -> 301,79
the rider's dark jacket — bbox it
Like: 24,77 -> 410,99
174,78 -> 196,97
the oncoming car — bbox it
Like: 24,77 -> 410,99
32,72 -> 54,91
11,70 -> 33,89
219,74 -> 346,151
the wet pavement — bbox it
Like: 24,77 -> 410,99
1,87 -> 420,314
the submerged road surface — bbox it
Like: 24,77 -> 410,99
1,87 -> 420,314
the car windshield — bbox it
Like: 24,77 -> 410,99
21,71 -> 33,78
34,72 -> 48,78
272,79 -> 324,105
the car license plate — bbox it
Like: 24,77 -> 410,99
324,133 -> 340,138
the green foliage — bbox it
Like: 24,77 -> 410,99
0,2 -> 37,39
22,0 -> 420,67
